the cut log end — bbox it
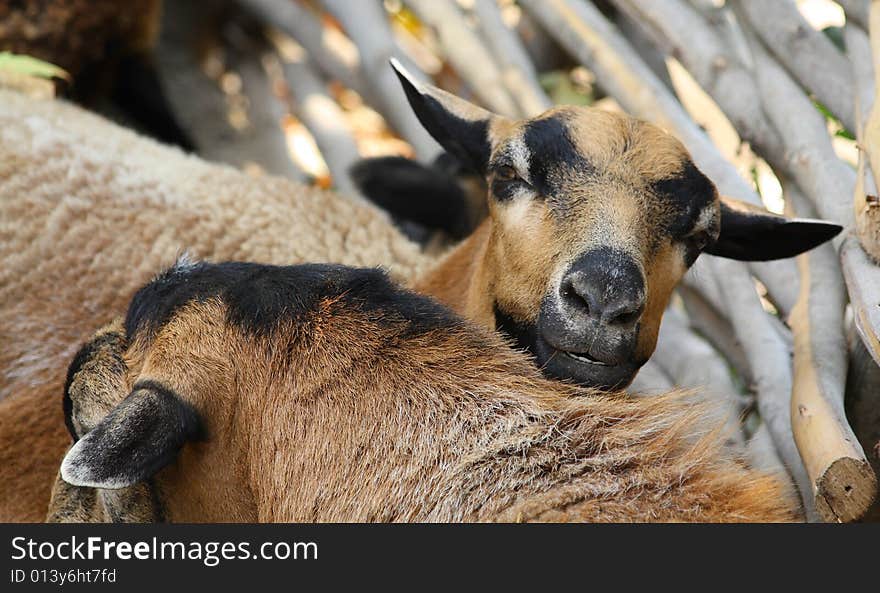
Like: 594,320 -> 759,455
814,457 -> 878,522
856,201 -> 880,261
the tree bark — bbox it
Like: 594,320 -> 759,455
320,0 -> 441,160
734,0 -> 856,134
784,181 -> 876,522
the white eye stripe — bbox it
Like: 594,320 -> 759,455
507,135 -> 532,184
692,205 -> 717,233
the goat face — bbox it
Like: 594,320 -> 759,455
392,61 -> 841,390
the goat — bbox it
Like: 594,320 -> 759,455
0,62 -> 838,521
48,258 -> 798,523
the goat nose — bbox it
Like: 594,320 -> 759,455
602,298 -> 645,326
559,250 -> 646,329
562,274 -> 644,327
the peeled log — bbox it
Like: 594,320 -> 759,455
846,10 -> 880,368
404,0 -> 520,117
677,285 -> 751,385
319,0 -> 441,160
846,318 -> 880,522
472,0 -> 553,117
651,307 -> 745,448
786,185 -> 877,522
854,159 -> 880,261
735,0 -> 856,134
842,236 -> 880,365
628,359 -> 674,395
857,7 -> 880,260
269,31 -> 362,196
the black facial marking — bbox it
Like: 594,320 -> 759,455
521,117 -> 592,198
493,304 -> 538,355
126,261 -> 462,341
650,161 -> 717,239
63,330 -> 128,442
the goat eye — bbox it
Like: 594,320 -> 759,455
496,165 -> 519,181
684,229 -> 710,251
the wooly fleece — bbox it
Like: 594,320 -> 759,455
0,90 -> 427,520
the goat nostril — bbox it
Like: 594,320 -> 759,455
608,304 -> 644,326
563,283 -> 593,316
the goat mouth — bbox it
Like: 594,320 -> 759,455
535,333 -> 639,390
562,350 -> 611,366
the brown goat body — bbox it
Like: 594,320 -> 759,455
50,260 -> 798,522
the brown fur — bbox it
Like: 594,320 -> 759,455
0,88 -> 782,521
0,89 -> 709,521
48,276 -> 798,523
421,107 -> 713,364
0,90 -> 425,521
0,0 -> 162,80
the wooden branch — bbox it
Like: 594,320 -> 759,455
471,0 -> 553,117
403,0 -> 519,117
734,0 -> 856,134
520,0 -> 796,314
239,0 -> 369,99
846,315 -> 880,522
319,0 -> 441,160
681,257 -> 791,374
842,235 -> 880,362
657,2 -> 880,382
724,7 -> 855,228
784,180 -> 876,522
843,8 -> 880,368
613,10 -> 675,92
857,9 -> 880,260
747,422 -> 789,476
838,0 -> 871,32
677,285 -> 752,385
268,30 -> 362,197
627,359 -> 674,395
651,306 -> 745,447
610,0 -> 786,160
155,1 -> 305,181
712,256 -> 817,519
716,7 -> 878,521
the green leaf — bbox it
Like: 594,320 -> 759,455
0,52 -> 69,81
812,98 -> 855,140
813,99 -> 834,121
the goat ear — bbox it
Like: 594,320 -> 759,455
63,321 -> 129,441
61,382 -> 201,489
705,196 -> 843,261
391,58 -> 496,173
